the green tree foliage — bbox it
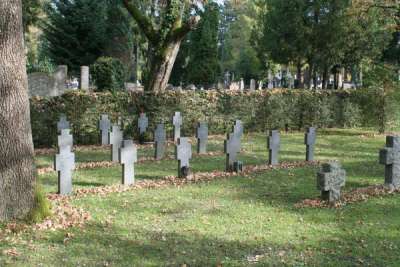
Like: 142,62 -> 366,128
22,0 -> 42,32
91,57 -> 127,91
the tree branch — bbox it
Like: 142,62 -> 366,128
123,0 -> 158,44
170,15 -> 201,41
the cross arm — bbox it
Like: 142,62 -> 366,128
380,148 -> 394,165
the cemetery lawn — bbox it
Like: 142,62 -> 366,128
2,129 -> 400,266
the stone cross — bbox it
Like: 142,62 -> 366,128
224,132 -> 241,172
175,137 -> 192,178
58,129 -> 73,149
317,162 -> 346,203
379,136 -> 400,189
54,145 -> 75,195
250,79 -> 256,91
57,114 -> 70,133
154,123 -> 166,160
138,113 -> 149,135
99,114 -> 111,145
196,122 -> 208,154
233,120 -> 244,138
305,127 -> 316,161
80,66 -> 89,90
173,112 -> 182,142
119,140 -> 138,186
109,124 -> 123,162
268,130 -> 280,165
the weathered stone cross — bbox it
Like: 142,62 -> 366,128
57,114 -> 70,133
54,141 -> 75,195
317,162 -> 346,203
173,112 -> 182,142
225,133 -> 241,172
99,114 -> 111,145
175,137 -> 192,178
109,124 -> 123,162
119,140 -> 138,185
196,122 -> 208,154
138,113 -> 149,135
58,129 -> 73,149
379,136 -> 400,189
305,127 -> 316,161
268,130 -> 280,165
154,123 -> 166,160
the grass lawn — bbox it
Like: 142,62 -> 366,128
1,129 -> 399,266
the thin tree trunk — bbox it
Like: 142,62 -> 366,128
0,0 -> 36,221
296,62 -> 303,89
146,41 -> 182,92
322,66 -> 328,89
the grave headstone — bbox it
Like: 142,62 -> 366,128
54,143 -> 75,195
173,112 -> 182,142
233,120 -> 244,138
58,129 -> 73,148
175,137 -> 192,178
258,80 -> 263,90
119,140 -> 138,185
250,79 -> 256,91
196,122 -> 208,154
317,162 -> 346,203
57,115 -> 70,133
154,124 -> 166,160
305,127 -> 316,161
240,78 -> 245,91
99,114 -> 111,145
138,113 -> 149,135
268,130 -> 280,165
224,132 -> 242,172
109,125 -> 123,162
379,136 -> 400,189
80,66 -> 89,90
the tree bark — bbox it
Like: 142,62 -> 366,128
0,0 -> 36,221
146,41 -> 182,92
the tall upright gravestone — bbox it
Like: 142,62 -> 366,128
173,112 -> 182,142
54,129 -> 75,195
175,137 -> 192,178
119,140 -> 138,185
224,120 -> 244,172
268,130 -> 280,165
109,125 -> 123,162
250,79 -> 256,91
99,114 -> 111,145
380,136 -> 400,189
80,66 -> 89,91
154,123 -> 166,160
305,127 -> 316,161
196,122 -> 208,154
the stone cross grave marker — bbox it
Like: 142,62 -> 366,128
138,113 -> 149,135
109,125 -> 123,162
173,112 -> 182,142
119,140 -> 138,185
225,132 -> 241,172
58,129 -> 73,148
379,136 -> 400,189
233,120 -> 244,138
57,114 -> 70,133
196,122 -> 208,154
54,139 -> 75,195
305,127 -> 316,161
317,162 -> 346,203
175,137 -> 192,178
154,123 -> 166,160
99,114 -> 111,145
268,130 -> 280,165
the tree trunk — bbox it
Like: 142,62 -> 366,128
296,62 -> 303,89
146,41 -> 182,92
0,0 -> 36,221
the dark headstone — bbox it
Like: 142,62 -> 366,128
173,112 -> 182,142
54,142 -> 75,195
196,122 -> 208,154
379,136 -> 400,189
317,162 -> 346,203
268,130 -> 280,165
138,113 -> 149,135
57,114 -> 70,133
175,137 -> 192,178
305,127 -> 316,161
119,140 -> 137,185
99,114 -> 111,145
109,125 -> 123,162
154,124 -> 166,160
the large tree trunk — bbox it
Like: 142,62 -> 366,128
0,0 -> 36,221
146,41 -> 182,92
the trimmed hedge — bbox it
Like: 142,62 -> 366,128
30,88 -> 399,148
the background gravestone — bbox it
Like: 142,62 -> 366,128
138,113 -> 149,135
305,127 -> 317,161
57,115 -> 70,133
175,137 -> 192,178
109,125 -> 123,162
233,120 -> 244,138
379,136 -> 400,189
154,124 -> 166,160
58,129 -> 73,148
173,112 -> 182,142
196,122 -> 208,154
99,114 -> 111,145
317,162 -> 346,203
54,141 -> 75,196
250,79 -> 256,91
119,140 -> 138,185
268,130 -> 280,165
80,66 -> 89,90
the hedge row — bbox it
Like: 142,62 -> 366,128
30,88 -> 399,148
